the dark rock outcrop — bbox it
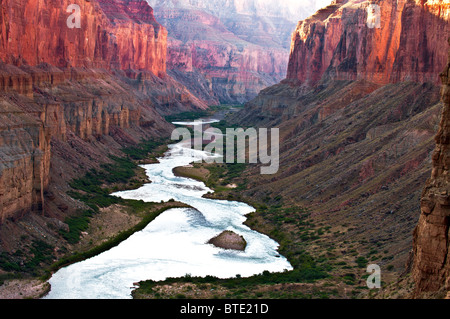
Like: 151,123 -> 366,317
412,38 -> 450,298
208,230 -> 247,251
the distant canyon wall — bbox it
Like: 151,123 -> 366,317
148,0 -> 332,23
149,2 -> 295,104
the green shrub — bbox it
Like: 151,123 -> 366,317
164,111 -> 209,123
24,240 -> 54,273
355,256 -> 368,268
59,210 -> 94,244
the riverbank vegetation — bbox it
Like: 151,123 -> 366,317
63,139 -> 168,244
164,110 -> 210,123
132,201 -> 331,299
164,105 -> 244,124
0,138 -> 184,281
133,120 -> 334,299
48,138 -> 190,274
49,202 -> 189,275
134,114 -> 381,299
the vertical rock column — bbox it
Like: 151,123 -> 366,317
412,38 -> 450,298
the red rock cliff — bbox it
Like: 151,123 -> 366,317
412,38 -> 450,298
0,0 -> 167,75
287,0 -> 450,86
0,0 -> 208,227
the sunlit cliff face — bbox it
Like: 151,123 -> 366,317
287,0 -> 450,86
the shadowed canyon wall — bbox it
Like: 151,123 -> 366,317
412,39 -> 450,298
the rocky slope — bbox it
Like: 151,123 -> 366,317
147,0 -> 332,104
0,0 -> 206,257
228,0 -> 450,292
412,39 -> 450,299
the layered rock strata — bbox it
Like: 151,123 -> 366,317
0,0 -> 167,75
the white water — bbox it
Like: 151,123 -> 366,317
44,130 -> 292,299
172,119 -> 220,126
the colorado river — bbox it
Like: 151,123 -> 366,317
44,119 -> 292,299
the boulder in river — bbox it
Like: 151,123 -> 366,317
207,231 -> 247,251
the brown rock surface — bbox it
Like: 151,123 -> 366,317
208,230 -> 247,251
0,279 -> 49,299
412,38 -> 450,298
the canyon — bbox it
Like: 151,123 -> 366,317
147,0 -> 330,104
0,0 -> 207,259
0,0 -> 448,300
229,0 -> 450,298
